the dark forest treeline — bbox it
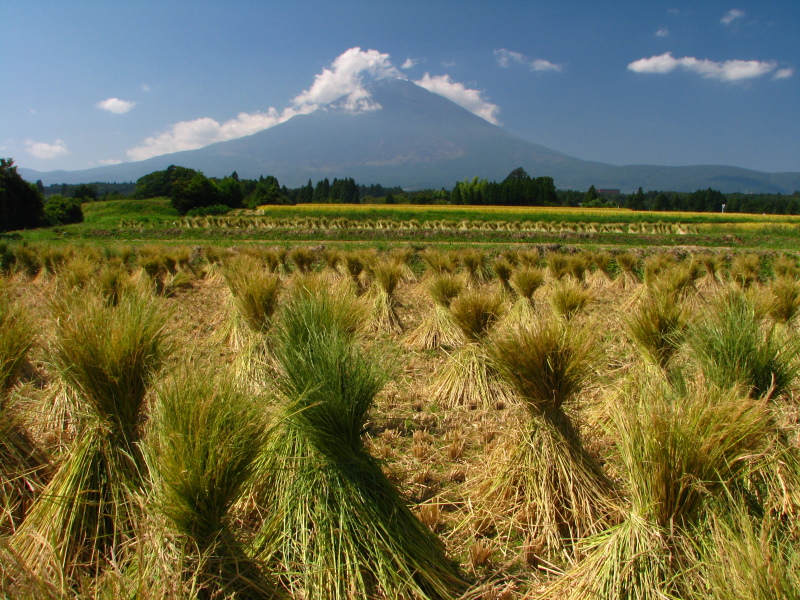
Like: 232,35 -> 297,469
5,158 -> 800,232
132,165 -> 800,216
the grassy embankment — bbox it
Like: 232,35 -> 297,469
11,198 -> 800,251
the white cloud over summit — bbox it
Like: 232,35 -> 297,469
628,52 -> 789,82
413,73 -> 500,125
127,47 -> 500,161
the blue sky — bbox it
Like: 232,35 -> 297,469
2,1 -> 798,177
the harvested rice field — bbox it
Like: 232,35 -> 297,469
1,241 -> 799,599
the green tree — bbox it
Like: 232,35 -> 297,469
246,175 -> 282,207
653,192 -> 671,211
44,195 -> 84,225
0,158 -> 45,231
313,178 -> 331,203
584,185 -> 599,204
171,172 -> 221,214
217,176 -> 244,208
626,187 -> 647,211
72,183 -> 98,201
134,165 -> 197,199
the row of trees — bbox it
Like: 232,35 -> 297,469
133,167 -> 365,215
450,168 -> 559,206
1,159 -> 83,232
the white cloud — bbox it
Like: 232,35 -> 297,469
97,97 -> 136,114
291,47 -> 399,113
141,84 -> 151,92
127,109 -> 283,161
493,49 -> 562,72
721,9 -> 744,25
98,159 -> 123,165
774,67 -> 794,80
414,73 -> 500,125
628,52 -> 786,82
25,139 -> 68,159
401,58 -> 418,69
655,27 -> 670,37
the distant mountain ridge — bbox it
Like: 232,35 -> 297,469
19,78 -> 800,194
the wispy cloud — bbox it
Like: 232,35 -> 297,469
628,52 -> 789,82
413,73 -> 500,125
97,97 -> 136,114
127,110 -> 284,161
128,47 -> 501,161
655,27 -> 669,37
98,159 -> 123,165
774,68 -> 794,80
401,58 -> 418,70
721,9 -> 744,25
25,139 -> 68,159
494,49 -> 562,72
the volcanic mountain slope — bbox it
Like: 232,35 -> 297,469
21,78 -> 800,193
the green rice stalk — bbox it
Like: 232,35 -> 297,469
96,263 -> 136,307
642,253 -> 674,286
614,252 -> 641,289
544,372 -> 770,600
693,498 -> 800,600
0,292 -> 49,533
388,246 -> 417,281
589,250 -> 614,287
368,260 -> 404,333
13,246 -> 42,280
698,253 -> 724,291
40,246 -> 71,276
288,246 -> 316,274
222,254 -> 282,334
483,319 -> 611,553
510,267 -> 545,304
404,304 -> 465,351
517,248 -> 541,268
546,253 -> 570,281
730,254 -> 761,289
428,273 -> 463,308
549,279 -> 592,320
626,289 -> 687,368
766,276 -> 800,324
0,290 -> 33,397
321,248 -> 341,273
569,254 -> 591,283
449,289 -> 504,342
260,290 -> 466,599
148,368 -> 281,600
421,249 -> 456,276
427,342 -> 516,409
772,255 -> 799,280
460,249 -> 488,286
492,257 -> 514,294
687,289 -> 800,399
12,290 -> 170,577
343,251 -> 366,292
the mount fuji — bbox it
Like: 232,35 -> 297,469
20,78 -> 800,194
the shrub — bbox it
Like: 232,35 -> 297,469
688,289 -> 800,399
43,195 -> 83,226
